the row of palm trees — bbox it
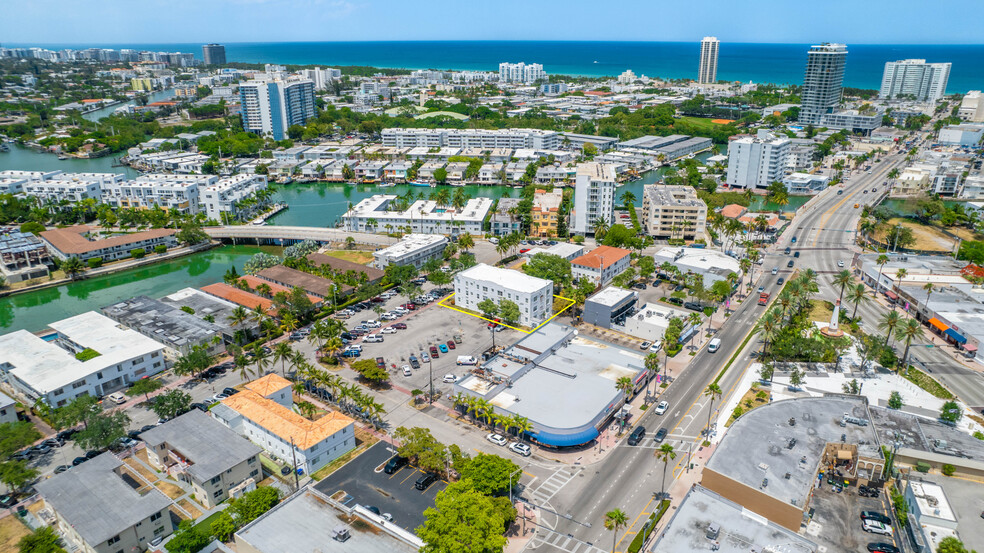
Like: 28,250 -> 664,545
449,393 -> 533,440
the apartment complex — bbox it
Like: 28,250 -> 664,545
23,178 -> 103,203
212,374 -> 356,475
201,43 -> 226,65
239,79 -> 316,140
698,37 -> 720,84
342,194 -> 493,235
499,62 -> 545,83
40,225 -> 177,262
532,188 -> 564,237
371,233 -> 448,269
641,184 -> 708,240
142,410 -> 262,509
572,163 -> 617,235
0,311 -> 166,408
571,246 -> 632,286
880,59 -> 951,102
800,43 -> 847,126
454,263 -> 553,327
725,129 -> 791,190
381,128 -> 561,150
201,174 -> 269,221
102,174 -> 208,214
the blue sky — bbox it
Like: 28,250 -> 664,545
2,0 -> 982,44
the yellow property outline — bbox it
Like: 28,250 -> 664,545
437,292 -> 576,334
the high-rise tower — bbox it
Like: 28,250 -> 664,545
698,37 -> 719,84
800,43 -> 847,126
202,44 -> 226,65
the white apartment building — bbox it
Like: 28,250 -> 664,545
726,129 -> 791,190
572,162 -> 617,235
0,177 -> 26,194
499,62 -> 545,83
23,179 -> 102,203
342,194 -> 493,235
0,311 -> 166,408
102,174 -> 214,214
571,246 -> 633,286
201,174 -> 269,222
0,169 -> 64,182
212,374 -> 356,475
239,79 -> 316,140
938,124 -> 984,146
641,184 -> 708,239
893,165 -> 935,196
454,263 -> 553,327
372,233 -> 448,269
959,174 -> 984,200
298,67 -> 341,90
800,43 -> 847,126
880,59 -> 951,102
381,128 -> 561,150
698,37 -> 720,84
958,91 -> 984,123
617,70 -> 638,85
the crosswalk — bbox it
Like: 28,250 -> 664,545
534,528 -> 608,553
528,466 -> 581,505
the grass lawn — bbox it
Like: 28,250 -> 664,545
942,225 -> 984,242
677,116 -> 730,133
321,250 -> 374,265
154,480 -> 185,500
194,508 -> 226,532
902,366 -> 954,399
726,384 -> 771,427
0,516 -> 30,553
873,218 -> 957,252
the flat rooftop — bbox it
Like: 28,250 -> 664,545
586,286 -> 637,308
651,486 -> 818,553
234,487 -> 419,553
140,410 -> 261,483
705,397 -> 881,510
372,234 -> 447,259
161,287 -> 254,332
643,184 -> 706,208
101,295 -> 227,349
867,406 -> 984,467
456,263 -> 552,294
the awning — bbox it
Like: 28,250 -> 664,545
529,427 -> 600,448
945,328 -> 967,344
884,291 -> 899,300
928,318 -> 950,332
964,344 -> 978,352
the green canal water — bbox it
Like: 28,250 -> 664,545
0,246 -> 276,334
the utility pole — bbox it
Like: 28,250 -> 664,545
289,436 -> 300,490
428,357 -> 434,403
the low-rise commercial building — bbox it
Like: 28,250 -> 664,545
521,242 -> 585,262
35,453 -> 172,553
819,110 -> 882,135
371,234 -> 448,270
938,124 -> 984,146
454,263 -> 553,327
653,246 -> 741,286
255,265 -> 343,301
620,301 -> 692,342
212,374 -> 356,475
160,287 -> 260,343
641,184 -> 707,239
141,410 -> 263,509
582,286 -> 638,329
531,188 -> 563,237
342,194 -> 493,236
40,225 -> 177,262
0,311 -> 166,408
571,245 -> 632,286
958,91 -> 984,123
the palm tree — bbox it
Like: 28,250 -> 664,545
322,337 -> 344,362
615,376 -> 634,402
833,269 -> 853,303
227,306 -> 249,343
899,318 -> 924,370
923,283 -> 935,313
847,283 -> 870,319
593,216 -> 609,239
619,191 -> 636,208
893,268 -> 908,310
875,254 -> 890,296
62,256 -> 86,280
272,342 -> 295,377
656,443 -> 676,501
703,383 -> 722,440
279,312 -> 299,334
757,310 -> 780,360
879,310 -> 903,347
604,509 -> 628,553
233,353 -> 254,383
512,415 -> 533,443
251,344 -> 272,376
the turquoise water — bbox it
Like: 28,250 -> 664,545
14,42 -> 984,91
82,89 -> 175,122
0,143 -> 140,177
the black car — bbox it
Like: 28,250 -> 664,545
674,284 -> 686,292
627,426 -> 646,446
190,403 -> 208,412
85,450 -> 101,460
223,387 -> 238,396
683,301 -> 702,311
777,277 -> 785,285
72,456 -> 87,466
632,283 -> 647,290
784,247 -> 791,254
0,495 -> 15,508
54,465 -> 71,474
11,450 -> 32,461
42,438 -> 62,448
384,455 -> 408,474
667,297 -> 684,306
860,511 -> 892,525
787,260 -> 795,268
654,428 -> 668,443
140,424 -> 156,433
127,430 -> 142,439
415,472 -> 439,490
793,251 -> 800,258
280,465 -> 293,476
56,429 -> 77,441
409,356 -> 420,369
867,543 -> 900,553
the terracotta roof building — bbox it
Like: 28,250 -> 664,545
571,246 -> 633,286
720,204 -> 748,219
200,283 -> 276,315
40,225 -> 177,262
256,265 -> 345,299
211,374 -> 355,475
306,252 -> 385,284
236,275 -> 322,307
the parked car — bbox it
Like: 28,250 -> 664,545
422,352 -> 431,363
772,267 -> 779,275
364,334 -> 384,343
486,433 -> 508,446
640,341 -> 652,350
429,345 -> 439,358
860,512 -> 892,525
409,355 -> 420,369
777,277 -> 785,285
402,365 -> 412,377
415,472 -> 439,490
862,520 -> 893,536
392,323 -> 407,330
380,327 -> 397,334
222,387 -> 238,397
375,357 -> 386,369
438,344 -> 449,353
107,392 -> 127,405
442,374 -> 457,383
683,301 -> 702,311
509,442 -> 532,457
446,340 -> 455,350
632,283 -> 647,290
867,543 -> 900,553
384,455 -> 408,474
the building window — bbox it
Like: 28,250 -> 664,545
151,512 -> 162,522
108,535 -> 120,545
213,490 -> 223,499
210,476 -> 221,485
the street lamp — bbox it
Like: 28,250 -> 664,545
428,356 -> 434,404
508,466 -> 523,505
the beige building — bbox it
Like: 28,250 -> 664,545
641,184 -> 707,240
35,453 -> 172,553
958,91 -> 984,123
893,165 -> 934,197
141,409 -> 263,509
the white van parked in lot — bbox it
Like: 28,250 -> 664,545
456,355 -> 477,366
707,338 -> 722,353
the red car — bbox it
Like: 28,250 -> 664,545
520,248 -> 530,253
403,303 -> 416,310
446,340 -> 456,350
370,297 -> 384,303
392,323 -> 407,330
429,345 -> 439,358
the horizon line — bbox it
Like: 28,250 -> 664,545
7,40 -> 984,47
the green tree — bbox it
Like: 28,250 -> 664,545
165,520 -> 211,553
940,400 -> 962,423
393,426 -> 448,475
522,253 -> 571,290
477,298 -> 499,318
456,453 -> 520,496
656,443 -> 676,501
17,526 -> 66,553
604,508 -> 628,553
229,486 -> 281,525
61,256 -> 86,280
126,378 -> 163,401
51,395 -> 101,430
0,421 -> 42,459
602,224 -> 635,248
888,391 -> 904,409
176,222 -> 209,245
0,460 -> 38,492
433,167 -> 448,184
936,537 -> 976,553
417,480 -> 513,553
208,510 -> 236,542
153,390 -> 192,419
350,359 -> 390,385
497,299 -> 521,325
74,410 -> 130,451
703,383 -> 722,440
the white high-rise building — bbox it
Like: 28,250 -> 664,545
800,43 -> 847,126
298,67 -> 341,90
499,62 -> 545,84
572,163 -> 617,235
698,37 -> 720,84
239,79 -> 316,140
880,59 -> 951,102
725,129 -> 791,190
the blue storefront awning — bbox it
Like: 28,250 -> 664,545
530,427 -> 600,448
945,328 -> 967,344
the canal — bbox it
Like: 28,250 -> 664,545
81,89 -> 176,122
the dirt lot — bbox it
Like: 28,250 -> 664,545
873,218 -> 957,252
0,517 -> 30,553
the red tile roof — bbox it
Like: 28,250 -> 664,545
200,283 -> 276,315
571,246 -> 632,269
40,225 -> 176,255
720,204 -> 747,219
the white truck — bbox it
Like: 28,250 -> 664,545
456,355 -> 477,366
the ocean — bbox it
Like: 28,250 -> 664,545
13,41 -> 984,92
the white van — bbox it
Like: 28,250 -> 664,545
707,338 -> 722,353
456,355 -> 477,366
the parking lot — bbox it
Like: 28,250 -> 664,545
338,282 -> 523,398
314,441 -> 447,532
807,482 -> 901,553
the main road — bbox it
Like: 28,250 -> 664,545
528,142 -> 950,553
